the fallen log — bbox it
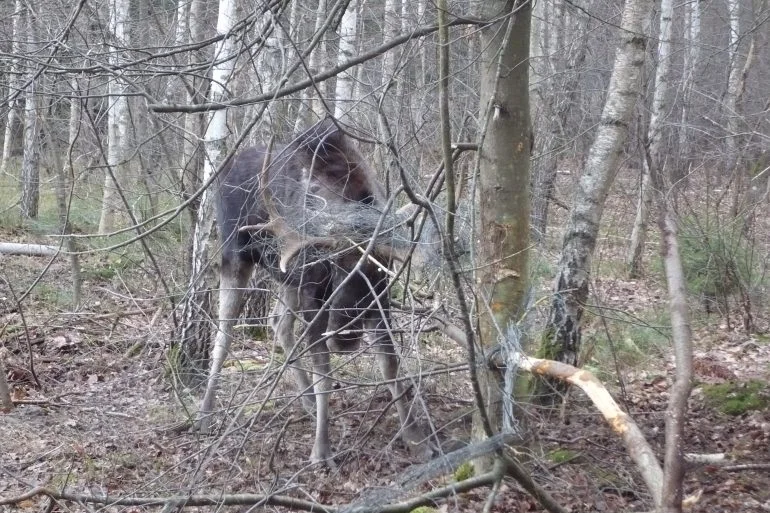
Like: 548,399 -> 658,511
0,243 -> 59,257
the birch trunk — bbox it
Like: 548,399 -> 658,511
725,0 -> 753,219
181,0 -> 205,225
0,0 -> 23,177
540,0 -> 652,374
98,0 -> 131,234
333,1 -> 358,120
294,0 -> 328,132
678,0 -> 701,159
52,78 -> 83,307
627,0 -> 674,277
20,10 -> 40,220
531,2 -> 588,243
474,0 -> 531,470
177,0 -> 239,426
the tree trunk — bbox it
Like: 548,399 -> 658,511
678,0 -> 701,162
627,0 -> 674,278
1,0 -> 23,178
294,0 -> 328,133
55,78 -> 84,307
655,197 -> 694,513
650,117 -> 695,513
333,1 -> 358,120
531,2 -> 588,244
20,9 -> 40,221
540,0 -> 652,380
99,0 -> 131,234
181,0 -> 205,228
473,0 -> 531,471
178,0 -> 239,426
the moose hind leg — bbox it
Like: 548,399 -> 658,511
272,286 -> 315,412
198,256 -> 253,431
370,321 -> 432,459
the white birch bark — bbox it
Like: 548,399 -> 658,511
333,1 -> 358,120
98,0 -> 131,234
542,0 -> 652,368
725,0 -> 742,165
532,1 -> 588,243
179,0 -> 240,428
0,0 -> 23,177
725,0 -> 751,218
626,0 -> 674,277
382,0 -> 400,85
181,0 -> 205,221
20,10 -> 40,220
294,0 -> 328,133
247,9 -> 281,143
678,0 -> 701,155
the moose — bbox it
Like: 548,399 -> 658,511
201,119 -> 430,464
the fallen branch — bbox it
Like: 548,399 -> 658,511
0,466 -> 532,513
0,242 -> 59,257
516,356 -> 664,504
431,314 -> 664,505
0,435 -> 568,513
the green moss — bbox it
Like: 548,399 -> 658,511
702,381 -> 768,415
453,461 -> 474,481
409,508 -> 439,513
547,448 -> 579,464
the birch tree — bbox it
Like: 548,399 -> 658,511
531,1 -> 589,243
19,8 -> 40,220
98,0 -> 131,234
55,78 -> 83,307
177,0 -> 240,431
181,0 -> 205,223
626,0 -> 674,277
333,1 -> 358,120
0,0 -> 23,177
678,0 -> 702,159
473,0 -> 531,469
293,0 -> 328,133
539,0 -> 652,375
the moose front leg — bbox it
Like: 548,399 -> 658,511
372,327 -> 433,460
198,256 -> 253,432
272,286 -> 315,412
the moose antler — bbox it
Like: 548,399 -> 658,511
239,190 -> 337,273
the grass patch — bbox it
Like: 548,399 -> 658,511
701,381 -> 768,416
546,448 -> 580,465
581,307 -> 669,379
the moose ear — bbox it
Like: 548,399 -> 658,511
296,118 -> 346,157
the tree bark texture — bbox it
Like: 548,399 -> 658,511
531,2 -> 588,244
99,0 -> 131,234
1,0 -> 23,177
541,0 -> 652,372
178,0 -> 239,427
474,0 -> 531,466
627,0 -> 674,277
333,1 -> 358,120
20,74 -> 40,220
655,201 -> 694,512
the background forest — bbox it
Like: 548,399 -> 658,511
1,0 -> 769,512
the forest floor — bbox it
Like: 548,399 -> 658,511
1,200 -> 770,513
